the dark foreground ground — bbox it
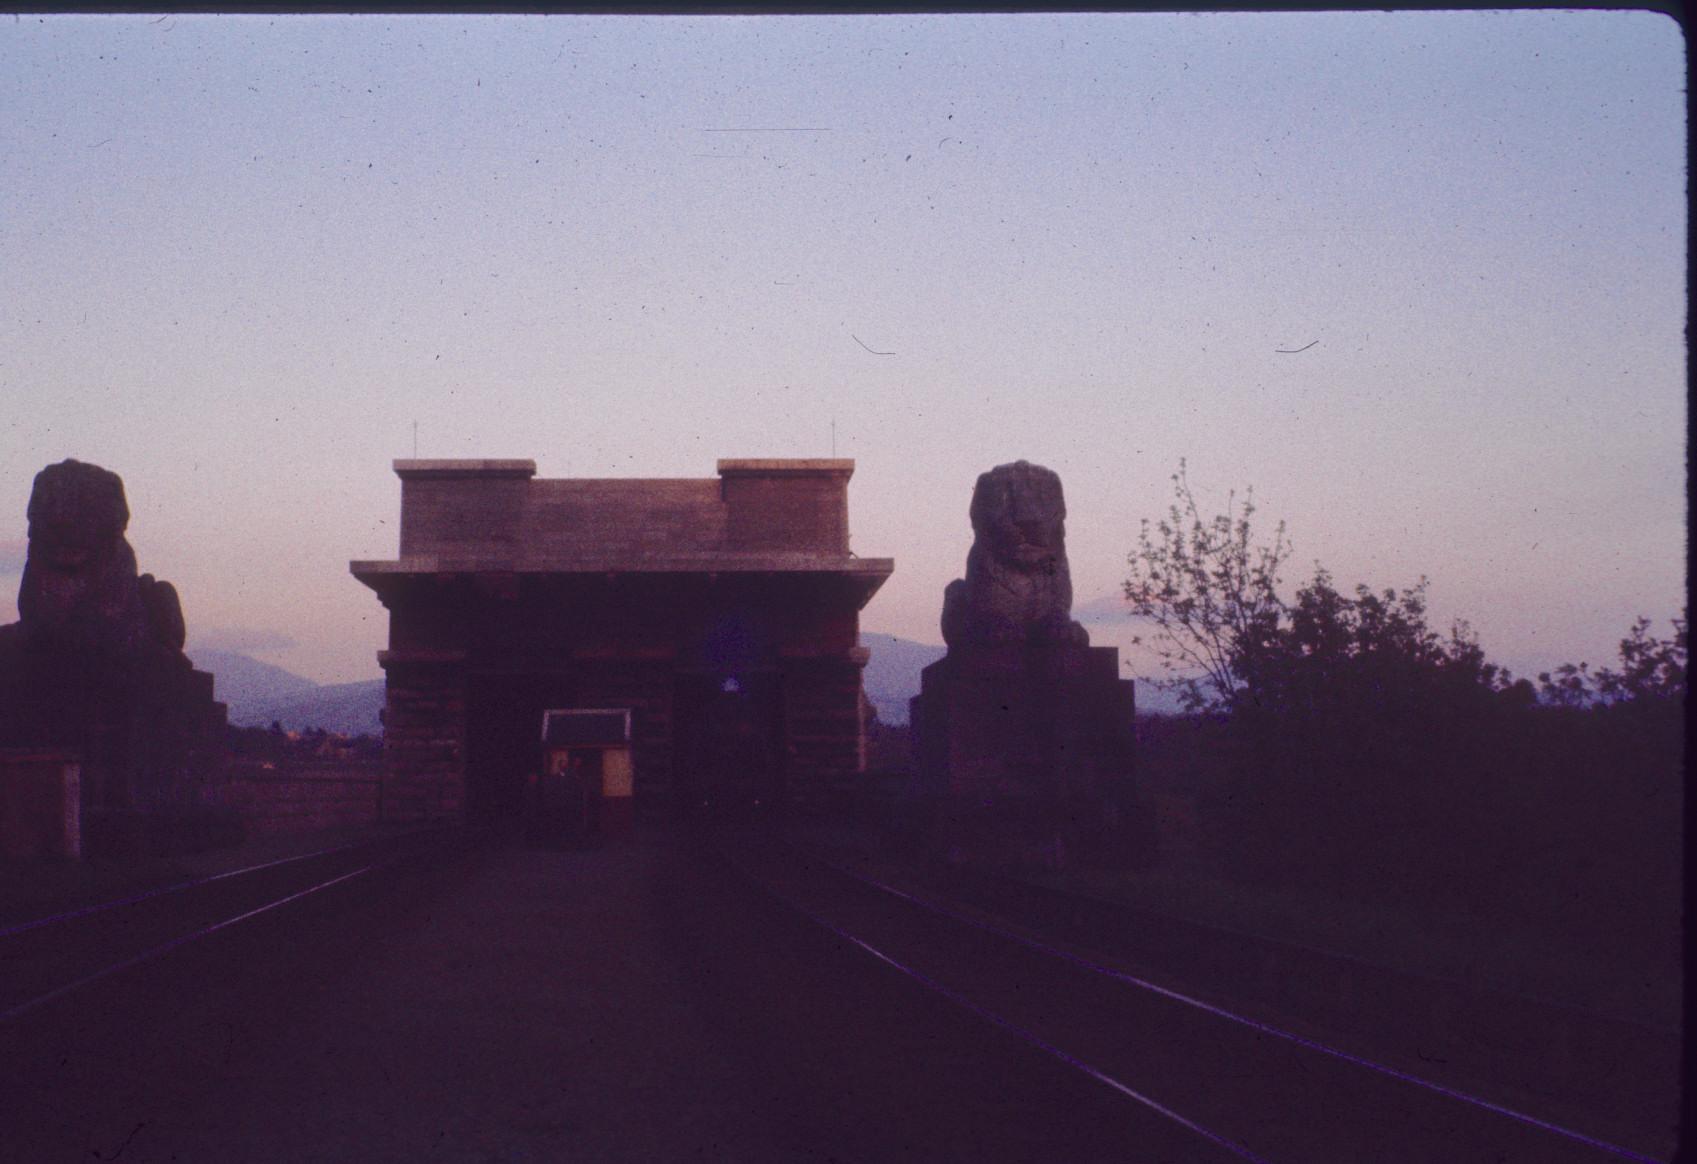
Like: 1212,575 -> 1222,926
6,829 -> 1228,1164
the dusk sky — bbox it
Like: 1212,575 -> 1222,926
1,12 -> 1685,690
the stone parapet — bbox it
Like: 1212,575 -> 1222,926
225,761 -> 383,835
719,463 -> 852,555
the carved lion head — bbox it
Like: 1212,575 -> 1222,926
969,460 -> 1068,574
25,459 -> 130,574
18,459 -> 144,651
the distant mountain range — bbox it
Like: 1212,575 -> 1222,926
187,649 -> 385,735
859,633 -> 945,724
188,634 -> 947,735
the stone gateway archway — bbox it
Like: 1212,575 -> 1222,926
353,459 -> 891,825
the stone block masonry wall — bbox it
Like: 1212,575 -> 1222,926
397,463 -> 534,558
719,462 -> 851,554
226,761 -> 382,835
527,480 -> 725,559
380,659 -> 467,822
0,749 -> 81,859
781,655 -> 867,811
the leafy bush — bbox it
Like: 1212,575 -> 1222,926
1125,463 -> 1683,962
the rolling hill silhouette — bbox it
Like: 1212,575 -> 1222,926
187,649 -> 384,735
188,634 -> 950,734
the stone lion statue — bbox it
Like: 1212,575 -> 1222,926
940,460 -> 1089,648
0,460 -> 227,842
15,459 -> 181,658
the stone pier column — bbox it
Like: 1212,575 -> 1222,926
378,650 -> 468,822
780,646 -> 870,812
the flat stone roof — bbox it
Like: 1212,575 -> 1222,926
351,554 -> 894,578
716,459 -> 855,476
393,459 -> 538,479
391,459 -> 853,480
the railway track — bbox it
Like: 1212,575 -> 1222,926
791,837 -> 1681,1154
2,824 -> 478,1161
1,825 -> 463,1025
1,822 -> 1673,1162
708,826 -> 1670,1164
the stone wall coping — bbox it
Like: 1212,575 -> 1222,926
353,553 -> 893,577
716,458 -> 855,477
393,459 -> 537,479
389,458 -> 853,482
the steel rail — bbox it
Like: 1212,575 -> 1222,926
0,865 -> 374,1024
714,840 -> 1270,1164
0,827 -> 448,941
787,839 -> 1662,1164
951,857 -> 1680,1039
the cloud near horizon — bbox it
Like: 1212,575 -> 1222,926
1073,593 -> 1134,625
0,539 -> 25,577
186,626 -> 299,654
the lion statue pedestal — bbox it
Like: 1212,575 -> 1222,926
910,461 -> 1149,869
0,460 -> 235,859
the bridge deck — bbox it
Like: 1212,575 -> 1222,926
106,840 -> 800,1161
16,831 -> 1202,1163
11,826 -> 1666,1162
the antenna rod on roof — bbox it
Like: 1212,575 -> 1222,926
831,418 -> 836,457
412,420 -> 418,458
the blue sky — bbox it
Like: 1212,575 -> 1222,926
0,12 -> 1685,687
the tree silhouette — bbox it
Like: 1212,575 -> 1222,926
1123,459 -> 1289,710
1124,462 -> 1679,952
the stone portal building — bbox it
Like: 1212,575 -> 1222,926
352,459 -> 892,824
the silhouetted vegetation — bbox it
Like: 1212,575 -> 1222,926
227,722 -> 382,764
1127,464 -> 1683,968
1124,458 -> 1290,711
